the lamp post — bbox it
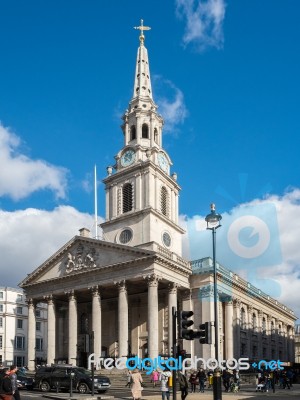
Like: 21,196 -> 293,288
205,203 -> 222,400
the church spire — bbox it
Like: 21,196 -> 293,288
132,19 -> 153,100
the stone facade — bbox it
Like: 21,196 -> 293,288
19,22 -> 297,371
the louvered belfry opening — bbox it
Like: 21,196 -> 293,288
161,186 -> 168,216
131,125 -> 136,140
142,123 -> 149,138
123,183 -> 133,213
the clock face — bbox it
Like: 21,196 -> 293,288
158,153 -> 169,173
121,149 -> 136,167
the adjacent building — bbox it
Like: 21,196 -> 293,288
0,287 -> 47,367
19,23 -> 297,370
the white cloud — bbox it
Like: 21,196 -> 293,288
0,206 -> 102,287
153,76 -> 188,133
0,123 -> 68,200
180,188 -> 300,321
176,0 -> 226,51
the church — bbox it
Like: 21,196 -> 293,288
20,22 -> 296,371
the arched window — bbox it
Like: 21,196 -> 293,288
130,125 -> 136,140
240,307 -> 246,329
160,186 -> 168,216
142,123 -> 149,138
123,183 -> 133,213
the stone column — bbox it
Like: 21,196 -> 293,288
225,301 -> 234,360
27,299 -> 36,371
67,291 -> 78,365
91,286 -> 102,357
116,280 -> 128,358
45,295 -> 56,364
146,274 -> 159,359
168,283 -> 178,356
247,305 -> 253,357
258,311 -> 263,359
233,298 -> 241,359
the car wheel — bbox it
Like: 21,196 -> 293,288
40,381 -> 51,392
78,382 -> 89,394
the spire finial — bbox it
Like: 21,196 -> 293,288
134,19 -> 151,44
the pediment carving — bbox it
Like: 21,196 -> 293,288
65,244 -> 98,274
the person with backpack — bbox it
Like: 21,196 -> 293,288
0,368 -> 13,400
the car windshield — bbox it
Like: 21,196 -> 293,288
74,368 -> 91,376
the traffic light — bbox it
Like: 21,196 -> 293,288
179,311 -> 195,340
199,322 -> 212,344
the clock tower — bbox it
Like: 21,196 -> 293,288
101,20 -> 185,256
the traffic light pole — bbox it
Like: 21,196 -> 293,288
212,226 -> 222,400
172,306 -> 177,400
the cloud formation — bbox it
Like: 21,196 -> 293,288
181,188 -> 300,321
0,206 -> 100,287
0,123 -> 68,200
176,0 -> 226,51
153,76 -> 188,133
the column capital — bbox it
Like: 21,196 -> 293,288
26,298 -> 37,308
65,290 -> 76,301
43,294 -> 54,305
247,304 -> 253,312
225,300 -> 234,306
181,289 -> 192,301
168,282 -> 179,294
114,280 -> 127,293
233,298 -> 241,308
258,310 -> 263,318
144,274 -> 161,287
89,285 -> 101,297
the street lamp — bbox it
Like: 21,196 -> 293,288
205,203 -> 222,400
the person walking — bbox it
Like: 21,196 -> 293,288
125,370 -> 132,388
0,368 -> 13,400
188,370 -> 198,393
151,370 -> 159,387
9,366 -> 20,400
131,368 -> 143,400
178,371 -> 189,400
196,368 -> 206,393
159,369 -> 172,400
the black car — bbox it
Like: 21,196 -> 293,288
16,370 -> 34,390
34,365 -> 111,394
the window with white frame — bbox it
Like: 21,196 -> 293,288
36,338 -> 43,351
0,335 -> 2,349
16,294 -> 23,302
0,305 -> 3,312
17,319 -> 23,329
36,321 -> 41,331
35,310 -> 41,318
16,306 -> 23,315
0,292 -> 3,300
14,336 -> 25,350
0,317 -> 2,328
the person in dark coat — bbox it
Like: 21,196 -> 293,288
9,366 -> 20,400
222,369 -> 231,392
177,371 -> 189,400
0,368 -> 13,400
196,368 -> 206,393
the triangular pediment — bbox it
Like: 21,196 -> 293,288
19,236 -> 155,287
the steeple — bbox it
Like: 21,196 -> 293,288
133,19 -> 153,100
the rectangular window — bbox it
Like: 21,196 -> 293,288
17,319 -> 23,329
0,317 -> 2,328
0,355 -> 2,364
0,292 -> 3,300
36,338 -> 43,351
14,356 -> 25,367
16,294 -> 23,302
35,310 -> 41,318
0,305 -> 3,312
14,336 -> 25,350
36,321 -> 41,331
16,306 -> 23,315
0,335 -> 2,349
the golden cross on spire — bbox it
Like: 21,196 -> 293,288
134,19 -> 151,43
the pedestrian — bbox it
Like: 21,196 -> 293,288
177,371 -> 189,400
159,368 -> 172,400
222,369 -> 230,392
125,369 -> 132,388
0,368 -> 13,400
130,368 -> 143,400
9,366 -> 20,400
188,370 -> 198,393
207,369 -> 213,388
196,368 -> 206,393
151,370 -> 159,387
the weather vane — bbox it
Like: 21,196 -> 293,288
134,19 -> 151,43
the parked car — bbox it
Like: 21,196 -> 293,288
16,370 -> 34,390
34,365 -> 111,394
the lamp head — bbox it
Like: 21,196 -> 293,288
205,203 -> 222,229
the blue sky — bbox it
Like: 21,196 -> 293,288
0,1 -> 299,321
